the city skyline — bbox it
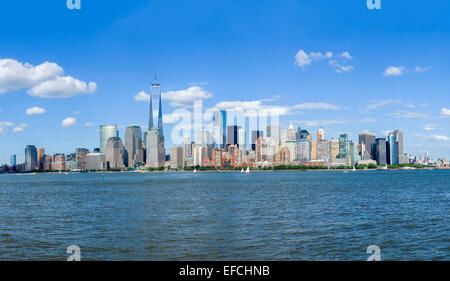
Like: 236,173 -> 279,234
1,1 -> 450,164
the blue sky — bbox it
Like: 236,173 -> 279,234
1,0 -> 450,163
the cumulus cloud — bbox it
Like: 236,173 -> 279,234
416,134 -> 450,142
62,117 -> 77,128
383,66 -> 405,76
294,50 -> 333,68
0,121 -> 14,134
13,123 -> 27,132
28,76 -> 97,98
0,58 -> 96,98
363,99 -> 402,112
25,106 -> 46,115
422,124 -> 438,131
339,51 -> 353,60
441,108 -> 450,116
329,60 -> 354,73
135,86 -> 212,107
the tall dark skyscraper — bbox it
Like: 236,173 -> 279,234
251,130 -> 264,151
24,145 -> 38,172
359,132 -> 376,160
227,125 -> 241,147
375,138 -> 387,165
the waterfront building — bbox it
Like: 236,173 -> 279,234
43,155 -> 52,170
193,145 -> 207,166
86,153 -> 107,171
10,154 -> 16,166
330,139 -> 340,163
317,140 -> 331,163
125,124 -> 144,168
52,154 -> 66,171
387,132 -> 397,165
66,160 -> 80,171
359,131 -> 376,160
170,146 -> 184,170
100,125 -> 118,152
227,125 -> 241,147
184,134 -> 192,160
286,140 -> 297,162
349,142 -> 360,166
256,136 -> 266,162
238,128 -> 246,150
24,145 -> 38,172
104,137 -> 125,169
75,148 -> 90,170
310,140 -> 317,160
339,134 -> 349,159
146,75 -> 166,168
212,110 -> 227,149
297,139 -> 310,161
375,138 -> 387,165
277,147 -> 290,163
37,147 -> 45,170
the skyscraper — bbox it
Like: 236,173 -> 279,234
76,148 -> 90,170
212,110 -> 227,149
24,145 -> 38,172
37,147 -> 45,170
238,128 -> 246,150
266,124 -> 280,144
146,75 -> 166,168
316,127 -> 325,141
125,124 -> 144,168
359,131 -> 376,160
227,125 -> 241,147
104,137 -> 125,169
170,146 -> 184,170
339,134 -> 349,159
184,134 -> 192,160
251,130 -> 264,151
375,138 -> 387,165
10,154 -> 16,166
100,125 -> 119,152
387,132 -> 397,165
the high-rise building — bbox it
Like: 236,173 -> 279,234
125,124 -> 144,168
266,124 -> 280,144
146,75 -> 166,168
86,153 -> 107,171
297,139 -> 310,161
104,137 -> 125,169
330,139 -> 340,163
52,154 -> 66,171
24,145 -> 38,172
212,110 -> 227,149
170,146 -> 184,170
359,131 -> 376,160
227,125 -> 241,147
184,134 -> 192,160
37,147 -> 45,170
375,138 -> 387,165
287,122 -> 295,141
100,125 -> 118,152
10,154 -> 16,166
76,148 -> 90,170
316,127 -> 325,141
317,140 -> 330,163
238,128 -> 246,150
339,134 -> 349,159
251,130 -> 264,151
349,142 -> 360,166
387,132 -> 397,165
197,129 -> 211,147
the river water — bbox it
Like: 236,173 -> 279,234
0,170 -> 448,260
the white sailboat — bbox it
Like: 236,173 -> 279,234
245,167 -> 250,174
352,166 -> 356,171
193,168 -> 197,173
241,168 -> 244,173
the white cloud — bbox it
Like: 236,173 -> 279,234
386,111 -> 429,119
364,99 -> 402,111
294,50 -> 333,68
339,51 -> 353,60
28,76 -> 97,98
164,86 -> 212,107
163,111 -> 190,125
422,124 -> 438,131
416,134 -> 450,142
415,66 -> 432,73
292,102 -> 340,110
0,59 -> 63,94
0,121 -> 14,134
441,108 -> 450,116
13,123 -> 27,132
0,58 -> 96,98
134,91 -> 149,101
298,120 -> 346,127
62,117 -> 77,128
383,66 -> 405,76
329,60 -> 354,73
135,86 -> 212,107
25,106 -> 46,115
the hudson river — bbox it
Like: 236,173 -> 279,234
0,170 -> 448,260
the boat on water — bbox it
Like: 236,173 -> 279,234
352,166 -> 356,171
241,168 -> 244,173
193,168 -> 197,173
245,167 -> 250,174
